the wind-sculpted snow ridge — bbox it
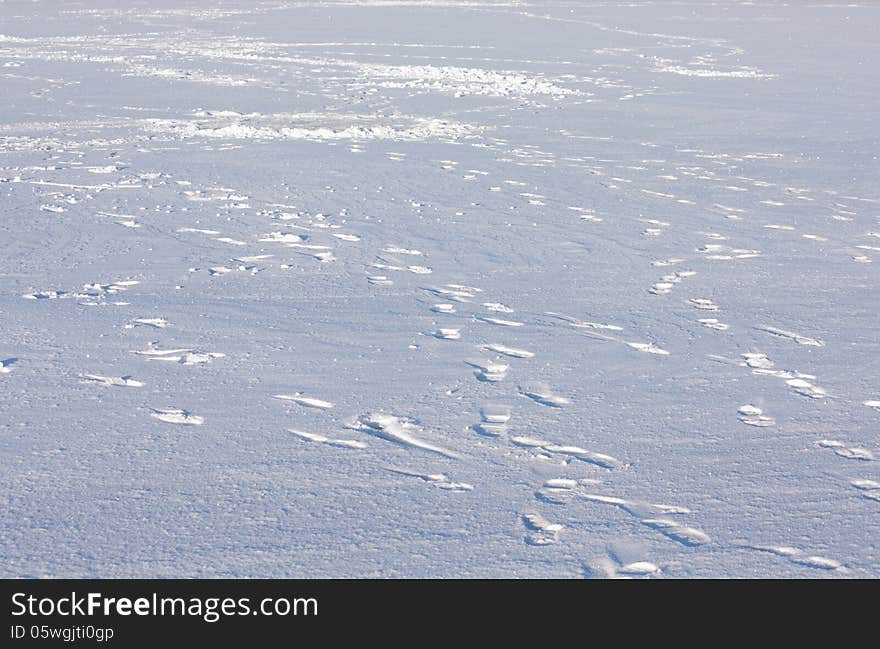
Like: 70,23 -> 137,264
63,1 -> 521,17
0,28 -> 587,100
353,62 -> 579,98
146,112 -> 481,143
348,414 -> 460,459
655,65 -> 777,79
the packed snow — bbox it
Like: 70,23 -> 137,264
1,0 -> 878,578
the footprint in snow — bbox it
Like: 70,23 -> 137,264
519,383 -> 569,408
472,404 -> 510,437
521,512 -> 563,546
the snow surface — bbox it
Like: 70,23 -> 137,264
1,0 -> 878,578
